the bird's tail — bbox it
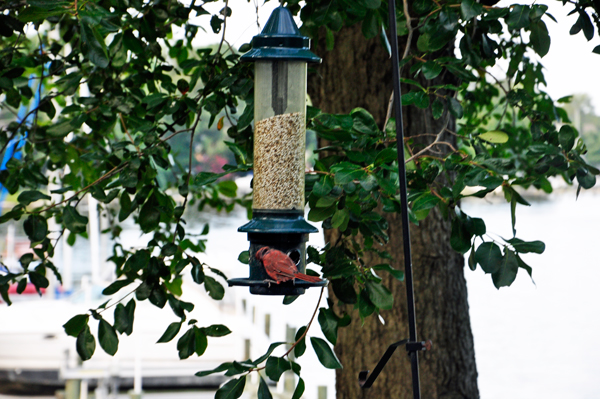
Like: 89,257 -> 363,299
294,273 -> 322,283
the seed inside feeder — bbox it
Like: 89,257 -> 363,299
253,112 -> 306,210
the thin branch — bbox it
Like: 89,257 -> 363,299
215,0 -> 229,56
34,164 -> 126,214
281,286 -> 325,358
119,113 -> 142,156
252,285 -> 325,372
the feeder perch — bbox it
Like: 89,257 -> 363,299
227,6 -> 326,295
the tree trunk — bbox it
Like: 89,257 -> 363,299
308,23 -> 480,399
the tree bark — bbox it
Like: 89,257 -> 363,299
308,23 -> 480,399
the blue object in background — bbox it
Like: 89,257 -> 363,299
0,75 -> 41,214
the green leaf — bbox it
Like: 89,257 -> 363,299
461,0 -> 483,20
450,218 -> 472,254
204,324 -> 232,337
204,276 -> 225,300
313,175 -> 334,197
411,192 -> 440,212
372,264 -> 404,281
17,190 -> 50,206
318,308 -> 339,345
422,61 -> 443,80
102,279 -> 133,296
558,125 -> 576,151
113,299 -> 135,335
76,325 -> 96,361
29,271 -> 49,289
237,251 -> 249,264
19,253 -> 34,268
506,5 -> 530,31
310,337 -> 343,369
448,97 -> 463,118
292,378 -> 305,399
478,130 -> 509,144
195,172 -> 227,186
217,180 -> 237,198
157,322 -> 182,343
98,319 -> 119,356
63,314 -> 89,337
215,376 -> 246,399
529,20 -> 550,57
177,328 -> 196,359
139,201 -> 160,233
258,376 -> 273,399
365,280 -> 393,310
593,45 -> 600,54
195,328 -> 208,356
507,238 -> 545,254
196,362 -> 234,377
331,208 -> 349,230
265,356 -> 291,381
80,21 -> 109,68
474,242 -> 502,273
23,215 -> 48,243
351,108 -> 379,136
63,206 -> 89,234
492,250 -> 519,288
294,327 -> 307,358
431,98 -> 444,120
362,10 -> 379,39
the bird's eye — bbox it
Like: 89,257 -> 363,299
287,249 -> 301,266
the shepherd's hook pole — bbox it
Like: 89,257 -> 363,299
388,0 -> 422,398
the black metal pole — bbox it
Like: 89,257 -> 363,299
387,1 -> 421,398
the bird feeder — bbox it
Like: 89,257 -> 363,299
227,6 -> 326,295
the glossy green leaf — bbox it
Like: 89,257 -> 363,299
76,325 -> 96,361
372,264 -> 404,281
80,21 -> 109,68
195,328 -> 208,356
17,190 -> 50,206
318,308 -> 339,345
461,0 -> 483,20
98,319 -> 119,356
23,215 -> 48,243
63,314 -> 89,337
177,328 -> 196,359
157,322 -> 182,343
204,276 -> 225,300
215,377 -> 246,399
204,324 -> 232,337
258,376 -> 273,399
114,299 -> 135,335
365,280 -> 393,310
529,20 -> 550,57
492,250 -> 519,288
29,271 -> 49,289
506,5 -> 530,31
294,327 -> 307,358
102,279 -> 133,296
63,206 -> 89,234
310,337 -> 343,369
474,242 -> 502,274
292,378 -> 305,399
265,356 -> 291,381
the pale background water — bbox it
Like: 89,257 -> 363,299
463,189 -> 600,399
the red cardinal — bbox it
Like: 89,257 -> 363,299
255,247 -> 322,284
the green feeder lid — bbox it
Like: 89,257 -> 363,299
240,6 -> 321,63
